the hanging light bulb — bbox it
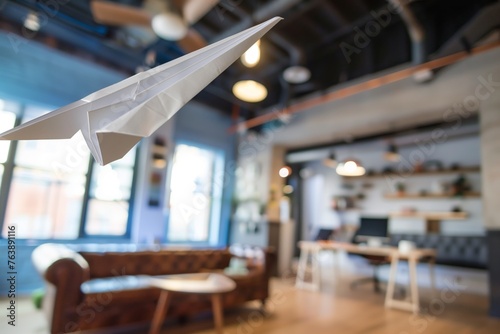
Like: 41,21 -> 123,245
279,166 -> 292,178
241,40 -> 261,67
384,144 -> 401,162
232,80 -> 268,102
336,159 -> 366,177
24,12 -> 41,31
323,152 -> 337,168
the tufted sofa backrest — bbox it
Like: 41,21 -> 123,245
390,234 -> 488,269
80,249 -> 233,279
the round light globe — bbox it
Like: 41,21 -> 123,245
233,80 -> 268,102
152,13 -> 188,40
283,65 -> 311,84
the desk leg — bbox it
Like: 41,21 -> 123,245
385,255 -> 400,308
295,246 -> 320,291
409,257 -> 420,314
333,250 -> 340,278
295,247 -> 308,287
429,257 -> 436,298
211,294 -> 224,334
149,291 -> 171,334
312,247 -> 321,290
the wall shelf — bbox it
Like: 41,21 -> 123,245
390,211 -> 468,220
385,192 -> 481,199
390,211 -> 468,233
346,166 -> 480,179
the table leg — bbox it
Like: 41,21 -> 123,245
312,247 -> 321,290
408,257 -> 420,313
385,253 -> 399,308
295,247 -> 308,287
333,249 -> 340,278
149,291 -> 171,334
296,246 -> 320,291
211,294 -> 224,334
429,257 -> 436,298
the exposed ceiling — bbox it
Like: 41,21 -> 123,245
0,0 -> 499,122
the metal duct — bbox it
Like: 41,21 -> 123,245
389,0 -> 426,65
210,0 -> 304,42
435,2 -> 500,58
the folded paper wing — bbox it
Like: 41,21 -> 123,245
0,17 -> 282,165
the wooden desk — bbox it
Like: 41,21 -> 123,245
295,241 -> 436,313
148,273 -> 236,334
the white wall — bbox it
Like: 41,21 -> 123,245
302,135 -> 484,236
131,120 -> 174,244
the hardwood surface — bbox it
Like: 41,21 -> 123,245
7,274 -> 500,334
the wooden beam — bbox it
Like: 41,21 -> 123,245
229,41 -> 500,133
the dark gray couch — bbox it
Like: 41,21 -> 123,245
390,234 -> 488,269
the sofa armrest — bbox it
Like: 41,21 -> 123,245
229,245 -> 276,296
32,243 -> 90,334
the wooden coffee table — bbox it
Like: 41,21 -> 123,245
148,273 -> 236,334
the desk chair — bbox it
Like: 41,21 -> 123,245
349,217 -> 390,293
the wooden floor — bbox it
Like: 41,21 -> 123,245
6,275 -> 500,334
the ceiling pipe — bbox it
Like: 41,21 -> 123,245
216,2 -> 296,64
210,0 -> 304,43
435,2 -> 500,58
388,0 -> 426,65
228,41 -> 500,133
270,33 -> 304,66
218,0 -> 310,107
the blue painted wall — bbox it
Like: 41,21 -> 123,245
0,32 -> 126,108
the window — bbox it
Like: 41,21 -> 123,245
2,106 -> 89,239
85,149 -> 136,236
168,143 -> 224,244
0,103 -> 138,239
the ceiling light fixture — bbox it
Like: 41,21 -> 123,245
151,12 -> 188,40
232,80 -> 268,103
323,152 -> 337,168
336,159 -> 366,177
24,12 -> 41,31
279,166 -> 292,178
413,68 -> 434,83
283,185 -> 294,194
384,144 -> 401,162
241,40 -> 261,67
283,65 -> 311,84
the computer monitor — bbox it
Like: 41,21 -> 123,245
354,217 -> 389,245
315,228 -> 334,241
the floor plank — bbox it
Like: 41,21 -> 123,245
3,270 -> 499,334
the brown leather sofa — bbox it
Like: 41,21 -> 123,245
32,243 -> 274,334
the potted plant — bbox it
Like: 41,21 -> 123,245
395,182 -> 406,196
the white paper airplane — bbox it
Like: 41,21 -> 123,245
0,17 -> 282,165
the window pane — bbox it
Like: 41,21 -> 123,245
85,200 -> 129,236
168,144 -> 221,242
113,148 -> 136,168
90,165 -> 134,201
0,110 -> 16,163
85,147 -> 137,236
15,131 -> 90,173
2,168 -> 85,239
